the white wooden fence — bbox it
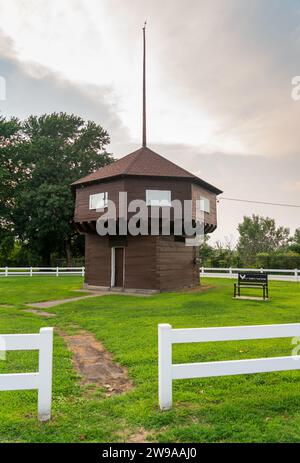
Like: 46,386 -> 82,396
158,323 -> 300,410
200,267 -> 299,282
0,267 -> 85,277
0,327 -> 53,421
1,266 -> 298,281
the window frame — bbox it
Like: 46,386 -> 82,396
200,197 -> 210,214
146,189 -> 172,207
89,192 -> 108,210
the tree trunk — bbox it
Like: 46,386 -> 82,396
65,240 -> 73,267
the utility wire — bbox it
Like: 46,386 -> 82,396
218,197 -> 300,208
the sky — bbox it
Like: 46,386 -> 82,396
0,0 -> 299,245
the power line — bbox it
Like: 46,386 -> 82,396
218,197 -> 300,208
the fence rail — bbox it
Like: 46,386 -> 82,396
158,323 -> 300,410
200,267 -> 299,281
1,266 -> 299,281
0,327 -> 53,421
0,267 -> 85,277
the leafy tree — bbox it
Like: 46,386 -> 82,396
199,236 -> 241,268
0,117 -> 22,216
0,117 -> 23,250
237,215 -> 290,264
210,239 -> 239,267
4,112 -> 112,266
290,228 -> 300,254
198,235 -> 214,264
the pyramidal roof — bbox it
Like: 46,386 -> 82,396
72,146 -> 222,194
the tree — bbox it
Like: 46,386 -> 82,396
198,235 -> 214,265
237,215 -> 290,264
5,112 -> 113,266
0,117 -> 22,217
210,238 -> 239,267
0,116 -> 23,253
290,228 -> 300,254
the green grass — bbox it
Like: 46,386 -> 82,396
1,276 -> 300,442
0,276 -> 87,306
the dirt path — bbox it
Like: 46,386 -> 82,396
57,328 -> 133,396
21,307 -> 144,440
21,306 -> 133,396
126,428 -> 149,443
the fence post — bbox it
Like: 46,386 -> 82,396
30,267 -> 33,277
38,327 -> 53,422
56,267 -> 59,277
295,269 -> 298,282
158,324 -> 172,411
229,267 -> 232,277
5,267 -> 8,277
82,266 -> 85,277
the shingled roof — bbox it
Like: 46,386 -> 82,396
72,146 -> 222,194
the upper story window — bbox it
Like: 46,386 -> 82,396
146,189 -> 171,207
89,192 -> 108,210
200,197 -> 210,214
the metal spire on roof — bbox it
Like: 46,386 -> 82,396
142,21 -> 147,147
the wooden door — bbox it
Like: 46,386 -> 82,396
114,248 -> 124,287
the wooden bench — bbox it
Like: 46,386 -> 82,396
234,272 -> 269,300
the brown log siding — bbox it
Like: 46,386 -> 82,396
84,233 -> 199,291
156,236 -> 199,291
75,177 -> 217,227
84,234 -> 111,287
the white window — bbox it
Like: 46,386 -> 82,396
200,197 -> 210,213
89,192 -> 108,210
146,190 -> 171,207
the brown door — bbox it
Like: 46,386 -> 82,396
114,248 -> 124,287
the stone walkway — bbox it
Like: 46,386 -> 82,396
27,289 -> 151,309
27,292 -> 110,309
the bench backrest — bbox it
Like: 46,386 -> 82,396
238,272 -> 268,285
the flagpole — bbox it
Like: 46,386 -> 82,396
142,21 -> 147,147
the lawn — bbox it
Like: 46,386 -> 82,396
1,276 -> 300,443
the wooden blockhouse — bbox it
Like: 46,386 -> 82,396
72,146 -> 222,292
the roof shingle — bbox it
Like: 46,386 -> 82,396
72,146 -> 222,194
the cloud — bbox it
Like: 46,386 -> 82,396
0,30 -> 129,144
1,0 -> 300,157
129,0 -> 300,158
